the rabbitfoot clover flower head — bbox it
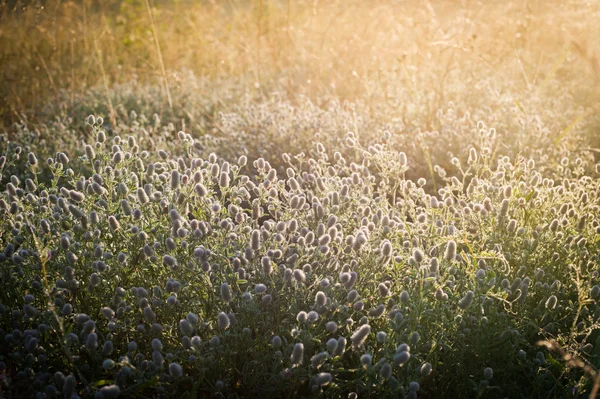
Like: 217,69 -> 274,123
484,367 -> 494,380
291,343 -> 304,366
350,324 -> 371,350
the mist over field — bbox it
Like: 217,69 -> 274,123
1,1 -> 600,397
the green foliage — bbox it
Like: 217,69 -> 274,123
0,119 -> 599,397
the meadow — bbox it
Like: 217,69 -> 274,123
1,0 -> 600,397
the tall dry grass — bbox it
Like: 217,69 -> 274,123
1,0 -> 599,129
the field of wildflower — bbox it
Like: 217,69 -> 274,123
1,0 -> 600,398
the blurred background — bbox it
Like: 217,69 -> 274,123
1,0 -> 599,123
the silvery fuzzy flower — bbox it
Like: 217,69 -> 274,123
345,272 -> 358,289
219,171 -> 230,188
368,304 -> 385,318
315,291 -> 327,307
429,256 -> 439,271
69,190 -> 85,203
241,291 -> 252,301
483,367 -> 493,380
271,336 -> 282,347
82,319 -> 96,334
85,332 -> 98,350
293,269 -> 306,283
151,323 -> 163,334
381,240 -> 393,257
137,188 -> 150,204
237,155 -> 247,167
143,307 -> 156,323
194,183 -> 208,198
255,284 -> 267,294
158,150 -> 169,160
507,219 -> 518,233
153,350 -> 164,368
25,336 -> 39,352
326,321 -> 338,333
290,343 -> 304,366
326,338 -> 338,354
350,324 -> 371,350
27,152 -> 38,167
190,336 -> 202,347
420,362 -> 432,376
60,235 -> 71,250
57,152 -> 70,164
545,295 -> 557,309
209,336 -> 221,347
261,294 -> 273,305
168,209 -> 181,222
261,256 -> 273,275
407,381 -> 420,394
396,342 -> 410,352
360,353 -> 372,366
353,301 -> 364,311
186,312 -> 199,325
347,290 -> 359,302
84,145 -> 96,160
108,215 -> 120,232
127,341 -> 138,352
99,385 -> 121,398
444,240 -> 457,261
179,319 -> 194,336
152,338 -> 163,351
307,310 -> 319,323
61,304 -> 73,316
393,350 -> 410,366
217,312 -> 230,329
413,248 -> 424,263
410,332 -> 420,346
166,238 -> 177,251
66,333 -> 78,345
316,372 -> 332,386
220,283 -> 232,302
101,307 -> 115,320
400,291 -> 410,303
376,331 -> 387,343
296,311 -> 308,323
334,337 -> 347,356
103,359 -> 115,370
171,170 -> 181,190
169,363 -> 183,378
251,229 -> 261,250
160,255 -> 177,270
23,304 -> 38,317
458,291 -> 474,309
378,283 -> 390,297
380,362 -> 393,379
311,351 -> 329,368
534,269 -> 545,281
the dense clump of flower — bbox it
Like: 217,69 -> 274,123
0,118 -> 598,398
